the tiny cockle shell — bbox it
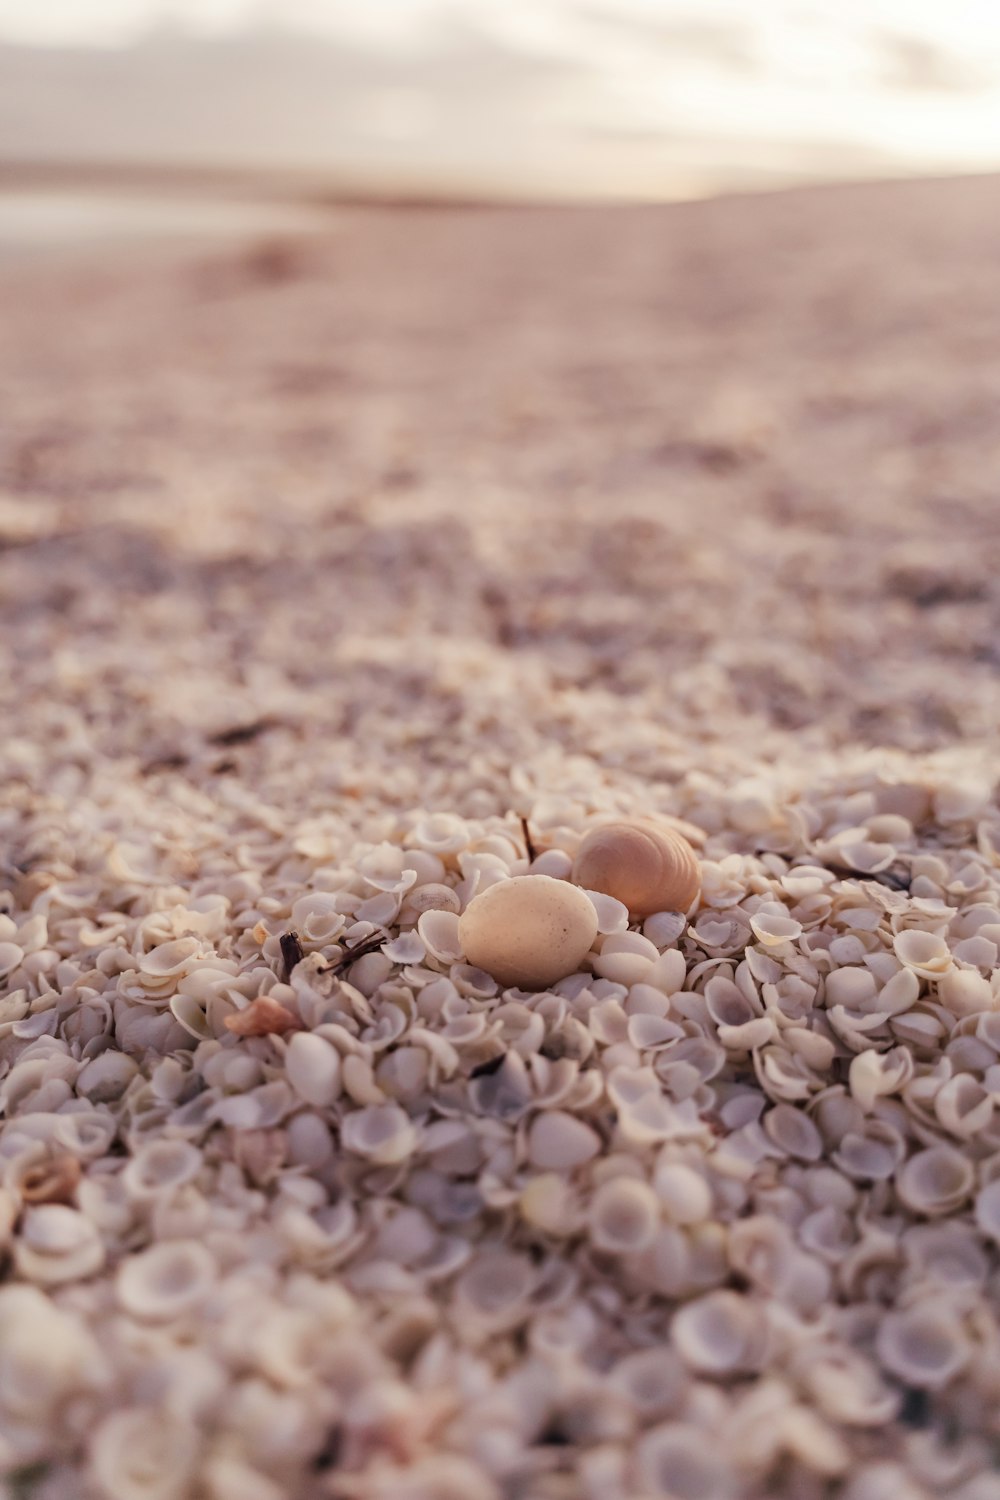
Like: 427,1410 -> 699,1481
457,875 -> 598,990
571,819 -> 701,918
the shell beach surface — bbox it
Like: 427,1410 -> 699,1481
1,177 -> 1000,1500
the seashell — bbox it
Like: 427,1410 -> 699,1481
416,909 -> 464,964
763,1104 -> 823,1161
17,1153 -> 82,1206
452,1248 -> 536,1332
875,1305 -> 970,1389
904,1223 -> 989,1289
587,1176 -> 659,1253
892,929 -> 953,978
749,907 -> 803,947
671,1289 -> 766,1375
975,1179 -> 1000,1244
935,1074 -> 993,1137
403,884 -> 461,918
14,1204 -> 105,1284
284,1031 -> 342,1107
519,1172 -> 581,1237
89,1407 -> 199,1500
896,1145 -> 974,1216
592,930 -> 660,987
340,1103 -> 418,1163
608,1347 -> 685,1418
117,1239 -> 217,1320
138,937 -> 201,980
224,996 -> 300,1037
831,1119 -> 906,1181
643,910 -> 688,948
798,1350 -> 900,1427
122,1139 -> 203,1199
457,875 -> 598,990
848,1047 -> 914,1111
583,889 -> 630,936
0,941 -> 24,977
635,1422 -> 735,1500
571,820 -> 701,918
526,1109 -> 601,1170
653,1160 -> 712,1224
938,968 -> 994,1017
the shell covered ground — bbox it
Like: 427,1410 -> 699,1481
0,177 -> 1000,1500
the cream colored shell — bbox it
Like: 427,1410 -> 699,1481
457,874 -> 598,990
571,819 -> 701,917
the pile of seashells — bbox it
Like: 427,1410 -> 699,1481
1,762 -> 999,1500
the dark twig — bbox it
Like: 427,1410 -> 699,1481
279,930 -> 304,982
209,717 -> 279,748
826,863 -> 912,892
324,930 -> 389,977
520,815 -> 537,863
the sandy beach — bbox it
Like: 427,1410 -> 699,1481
1,176 -> 999,1499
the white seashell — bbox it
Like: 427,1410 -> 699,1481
284,1032 -> 341,1107
643,910 -> 688,948
904,1223 -> 989,1289
15,1204 -> 104,1284
832,1119 -> 907,1182
0,941 -> 23,977
138,938 -> 201,979
416,908 -> 464,963
381,931 -> 427,965
875,1305 -> 970,1389
848,1047 -> 914,1111
89,1407 -> 200,1500
340,1103 -> 418,1163
799,1350 -> 899,1427
635,1422 -> 735,1500
168,992 -> 214,1041
938,967 -> 994,1017
763,1104 -> 823,1161
571,819 -> 701,918
825,968 -> 878,1008
76,1050 -> 139,1102
582,889 -> 630,936
647,948 -> 688,996
654,1160 -> 713,1223
519,1172 -> 581,1237
527,1109 -> 601,1170
750,907 -> 803,947
285,1111 -> 333,1169
892,929 -> 953,978
453,1248 -> 536,1331
122,1139 -> 203,1198
975,1178 -> 1000,1243
117,1239 -> 216,1320
672,1289 -> 766,1374
896,1145 -> 974,1216
592,931 -> 659,985
457,875 -> 598,990
588,1176 -> 659,1253
404,883 -> 461,918
627,1012 -> 684,1050
529,848 -> 573,879
608,1347 -> 685,1418
935,1073 -> 993,1137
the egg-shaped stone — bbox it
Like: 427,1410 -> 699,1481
571,819 -> 701,917
457,875 -> 598,990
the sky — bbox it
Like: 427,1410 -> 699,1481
3,0 -> 1000,198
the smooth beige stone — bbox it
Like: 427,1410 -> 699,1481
457,874 -> 598,990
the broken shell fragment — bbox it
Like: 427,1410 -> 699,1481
571,819 -> 701,918
457,874 -> 598,989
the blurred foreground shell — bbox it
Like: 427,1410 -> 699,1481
457,874 -> 598,990
571,819 -> 701,917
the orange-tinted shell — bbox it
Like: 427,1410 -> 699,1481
571,820 -> 701,917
